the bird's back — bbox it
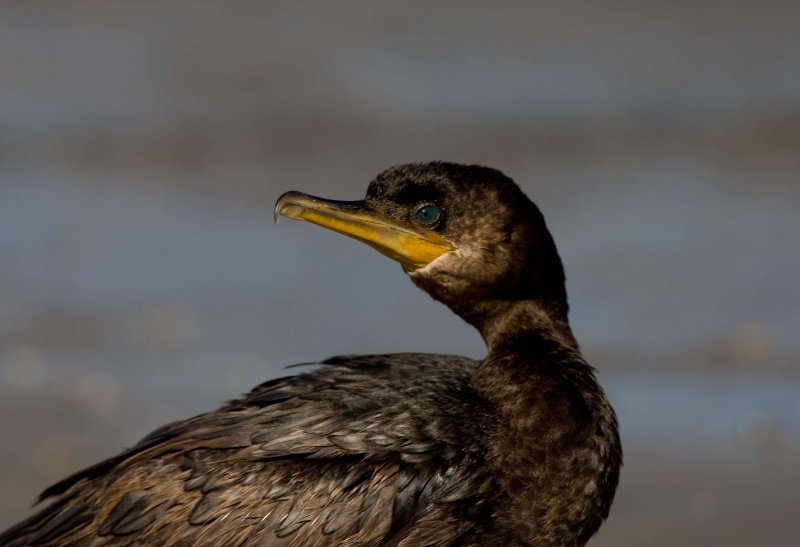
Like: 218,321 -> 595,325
1,354 -> 493,546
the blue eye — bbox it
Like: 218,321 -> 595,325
414,204 -> 440,226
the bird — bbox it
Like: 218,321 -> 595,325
0,162 -> 621,546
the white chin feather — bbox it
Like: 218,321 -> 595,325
409,249 -> 460,276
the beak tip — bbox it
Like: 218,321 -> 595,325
274,191 -> 307,224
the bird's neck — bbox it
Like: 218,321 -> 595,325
464,298 -> 620,547
451,297 -> 576,355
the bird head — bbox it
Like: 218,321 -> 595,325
275,162 -> 567,327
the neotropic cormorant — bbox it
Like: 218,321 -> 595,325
1,162 -> 621,546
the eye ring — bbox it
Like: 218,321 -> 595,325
414,204 -> 441,227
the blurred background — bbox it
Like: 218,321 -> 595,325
1,1 -> 798,544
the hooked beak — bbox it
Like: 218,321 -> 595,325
274,191 -> 454,271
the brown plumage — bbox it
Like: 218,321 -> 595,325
1,162 -> 621,546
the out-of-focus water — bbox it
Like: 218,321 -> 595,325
1,2 -> 799,545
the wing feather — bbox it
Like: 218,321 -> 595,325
0,354 -> 488,546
